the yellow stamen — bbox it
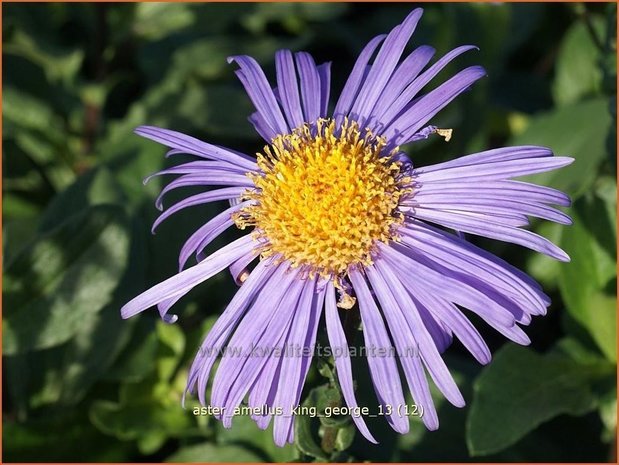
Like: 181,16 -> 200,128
235,118 -> 408,277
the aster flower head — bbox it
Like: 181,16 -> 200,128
122,8 -> 573,446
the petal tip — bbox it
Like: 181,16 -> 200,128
120,305 -> 137,320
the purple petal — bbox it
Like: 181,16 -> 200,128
152,187 -> 245,233
349,268 -> 409,434
121,234 -> 254,319
228,55 -> 289,136
185,258 -> 279,403
276,50 -> 305,130
368,262 -> 465,408
417,146 -> 552,173
143,161 -> 249,185
229,252 -> 259,285
414,156 -> 575,183
400,280 -> 491,365
379,243 -> 516,328
417,301 -> 452,353
409,195 -> 572,225
288,285 -> 326,426
272,279 -> 317,446
378,45 -> 478,127
369,45 -> 436,130
252,285 -> 325,439
399,222 -> 549,314
403,207 -> 570,261
317,62 -> 332,117
248,344 -> 284,429
403,206 -> 530,228
363,265 -> 440,429
351,8 -> 424,126
414,179 -> 571,207
379,243 -> 531,345
333,34 -> 387,124
155,173 -> 254,210
385,66 -> 487,145
248,111 -> 276,142
199,260 -> 295,407
392,241 -> 528,324
295,52 -> 321,123
157,297 -> 180,324
135,126 -> 257,170
213,270 -> 304,424
324,282 -> 377,443
177,201 -> 252,270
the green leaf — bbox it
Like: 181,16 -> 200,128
3,86 -> 64,135
4,29 -> 83,85
334,423 -> 355,452
4,211 -> 147,413
134,3 -> 196,40
598,387 -> 617,443
553,18 -> 604,106
90,377 -> 196,455
38,167 -> 125,232
558,178 -> 617,361
4,411 -> 131,462
525,221 -> 563,288
509,98 -> 612,200
3,205 -> 130,355
103,317 -> 158,383
156,321 -> 186,382
553,337 -> 612,366
3,206 -> 40,265
316,386 -> 347,428
399,358 -> 476,461
240,3 -> 347,34
294,386 -> 329,461
215,413 -> 297,462
166,443 -> 262,463
467,345 -> 609,455
4,308 -> 134,413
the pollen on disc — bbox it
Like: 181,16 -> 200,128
234,118 -> 409,277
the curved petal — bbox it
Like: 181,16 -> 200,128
152,188 -> 246,233
185,258 -> 279,402
228,55 -> 289,136
364,265 -> 441,429
135,126 -> 257,170
324,282 -> 377,443
385,66 -> 487,146
212,270 -> 304,425
349,268 -> 409,434
121,234 -> 254,319
143,161 -> 249,184
178,201 -> 253,270
351,8 -> 424,126
333,34 -> 387,124
295,52 -> 322,123
272,278 -> 317,445
369,45 -> 436,130
155,173 -> 254,210
377,45 -> 478,128
368,262 -> 465,409
276,49 -> 305,130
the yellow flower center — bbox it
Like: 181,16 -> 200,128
234,118 -> 408,277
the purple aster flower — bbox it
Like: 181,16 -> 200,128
121,8 -> 573,446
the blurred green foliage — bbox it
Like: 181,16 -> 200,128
3,3 -> 617,462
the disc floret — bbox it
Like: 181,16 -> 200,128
234,118 -> 409,277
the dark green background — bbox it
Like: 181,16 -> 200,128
3,2 -> 617,462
